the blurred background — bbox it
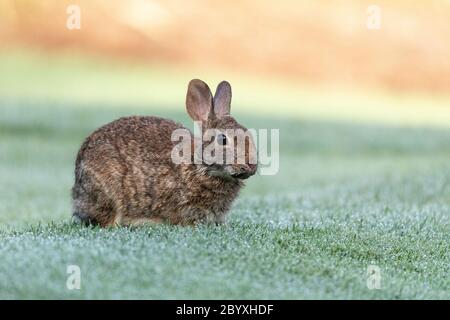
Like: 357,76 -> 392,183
1,0 -> 450,124
0,0 -> 450,227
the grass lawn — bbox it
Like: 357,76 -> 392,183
0,51 -> 449,299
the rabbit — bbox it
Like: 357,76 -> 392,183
72,79 -> 257,227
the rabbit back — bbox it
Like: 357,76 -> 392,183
72,116 -> 187,226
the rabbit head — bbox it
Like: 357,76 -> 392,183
186,79 -> 257,180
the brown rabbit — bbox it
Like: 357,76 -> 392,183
72,79 -> 257,227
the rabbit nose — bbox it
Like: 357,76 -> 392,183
247,163 -> 257,173
233,164 -> 257,179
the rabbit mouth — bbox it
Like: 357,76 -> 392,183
232,172 -> 252,180
208,168 -> 251,180
208,164 -> 256,180
210,170 -> 251,180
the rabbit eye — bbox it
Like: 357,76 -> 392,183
216,133 -> 227,145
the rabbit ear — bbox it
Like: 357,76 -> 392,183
186,79 -> 213,122
213,81 -> 231,118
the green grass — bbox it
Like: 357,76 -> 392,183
0,100 -> 449,299
0,51 -> 449,299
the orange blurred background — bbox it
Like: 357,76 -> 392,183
1,0 -> 449,95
